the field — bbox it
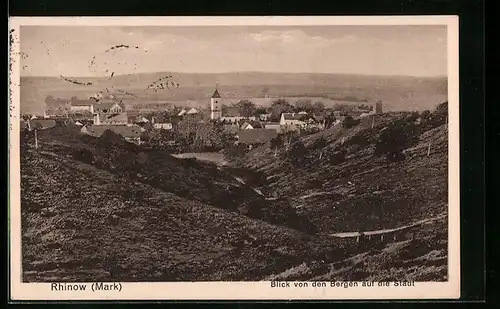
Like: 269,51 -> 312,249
20,72 -> 447,114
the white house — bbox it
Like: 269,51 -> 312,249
280,113 -> 307,127
186,108 -> 199,115
153,123 -> 173,130
70,99 -> 94,114
94,102 -> 125,115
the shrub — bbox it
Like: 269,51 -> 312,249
343,116 -> 361,129
72,148 -> 94,164
328,149 -> 347,165
375,120 -> 419,161
286,140 -> 308,166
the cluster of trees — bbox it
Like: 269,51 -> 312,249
143,118 -> 235,153
374,101 -> 448,162
221,98 -> 327,122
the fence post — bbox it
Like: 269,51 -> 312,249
427,141 -> 432,156
34,129 -> 38,149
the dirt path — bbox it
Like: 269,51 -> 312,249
328,213 -> 447,238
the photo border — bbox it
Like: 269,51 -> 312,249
5,4 -> 484,301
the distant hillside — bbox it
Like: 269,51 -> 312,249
20,72 -> 447,114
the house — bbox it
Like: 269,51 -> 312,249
220,116 -> 256,124
280,113 -> 309,131
81,125 -> 142,145
153,123 -> 173,130
262,122 -> 282,134
237,129 -> 278,148
94,112 -> 128,125
28,119 -> 57,130
50,117 -> 74,126
150,113 -> 179,130
258,113 -> 272,121
186,108 -> 199,115
280,113 -> 307,126
70,99 -> 95,114
93,102 -> 125,115
240,120 -> 263,130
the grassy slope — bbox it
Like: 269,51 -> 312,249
21,149 -> 318,282
241,113 -> 448,233
20,113 -> 449,282
33,126 -> 313,233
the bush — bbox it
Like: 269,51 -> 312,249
223,144 -> 247,161
328,149 -> 347,165
375,120 -> 419,161
343,116 -> 361,129
72,148 -> 94,164
287,140 -> 308,166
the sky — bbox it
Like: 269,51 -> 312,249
20,25 -> 447,77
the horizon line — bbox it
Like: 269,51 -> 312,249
20,70 -> 448,79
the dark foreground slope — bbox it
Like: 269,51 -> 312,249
21,149 -> 318,282
20,148 -> 447,282
31,126 -> 314,233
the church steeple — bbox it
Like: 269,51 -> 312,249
210,83 -> 222,120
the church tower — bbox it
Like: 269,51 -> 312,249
210,84 -> 222,120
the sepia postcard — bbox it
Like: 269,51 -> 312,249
9,16 -> 460,301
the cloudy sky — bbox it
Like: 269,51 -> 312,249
20,25 -> 447,77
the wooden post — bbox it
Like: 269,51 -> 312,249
34,129 -> 38,149
371,116 -> 375,129
427,141 -> 432,156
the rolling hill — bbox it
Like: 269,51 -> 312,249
20,72 -> 447,114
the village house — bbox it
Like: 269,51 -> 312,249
69,99 -> 95,114
280,113 -> 307,127
279,113 -> 309,132
240,120 -> 263,130
262,122 -> 282,134
237,128 -> 278,149
81,125 -> 142,145
94,101 -> 125,115
258,113 -> 272,121
94,113 -> 128,126
186,108 -> 199,115
28,119 -> 57,130
220,116 -> 256,124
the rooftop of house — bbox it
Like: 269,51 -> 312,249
94,101 -> 126,112
241,120 -> 263,129
84,125 -> 142,139
262,122 -> 281,126
282,113 -> 308,121
70,99 -> 95,107
29,119 -> 57,129
238,128 -> 278,144
96,113 -> 128,124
